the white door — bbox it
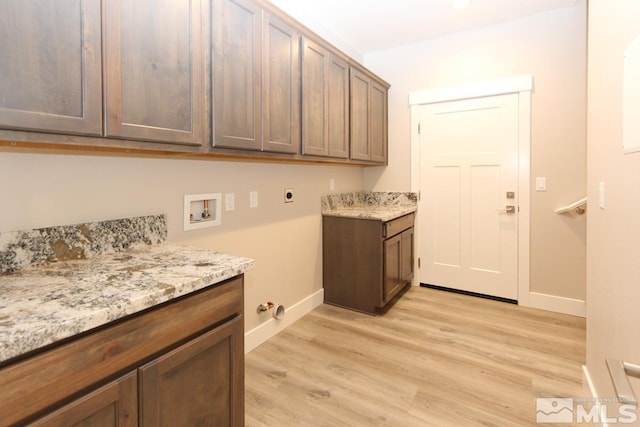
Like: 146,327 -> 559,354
419,93 -> 519,300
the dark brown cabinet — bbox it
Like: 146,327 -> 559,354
139,317 -> 244,427
29,372 -> 138,427
350,66 -> 389,164
0,0 -> 206,146
370,79 -> 388,163
384,227 -> 414,303
212,0 -> 262,151
301,37 -> 350,158
323,213 -> 414,314
263,13 -> 301,154
0,0 -> 102,136
104,0 -> 205,145
213,0 -> 300,154
1,276 -> 245,427
0,0 -> 389,165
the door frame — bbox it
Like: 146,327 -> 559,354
409,75 -> 533,306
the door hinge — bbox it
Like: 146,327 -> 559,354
418,123 -> 421,134
418,258 -> 421,268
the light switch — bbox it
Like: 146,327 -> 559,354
250,191 -> 258,208
599,182 -> 605,209
225,193 -> 235,211
536,177 -> 547,192
330,178 -> 335,191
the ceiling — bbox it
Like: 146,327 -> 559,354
269,0 -> 578,55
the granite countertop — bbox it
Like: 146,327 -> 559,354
0,214 -> 254,364
321,191 -> 417,221
322,206 -> 416,221
0,243 -> 254,363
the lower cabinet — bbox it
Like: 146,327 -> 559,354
139,318 -> 243,427
1,276 -> 245,427
323,213 -> 414,314
29,372 -> 138,427
383,227 -> 414,304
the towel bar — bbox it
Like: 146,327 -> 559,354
555,197 -> 587,214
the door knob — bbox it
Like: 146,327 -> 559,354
497,205 -> 516,214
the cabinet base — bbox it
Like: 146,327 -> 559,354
323,282 -> 410,315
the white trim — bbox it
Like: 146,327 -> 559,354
409,75 -> 533,106
528,292 -> 586,317
244,288 -> 324,354
517,89 -> 532,308
410,76 -> 533,311
410,106 -> 421,282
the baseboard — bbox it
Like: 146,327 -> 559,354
526,292 -> 586,317
244,288 -> 324,354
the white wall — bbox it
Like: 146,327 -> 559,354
586,0 -> 640,402
0,152 -> 363,334
267,0 -> 363,62
362,3 -> 587,304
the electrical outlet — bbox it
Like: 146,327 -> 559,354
284,188 -> 294,203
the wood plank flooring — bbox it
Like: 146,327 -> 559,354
245,286 -> 586,426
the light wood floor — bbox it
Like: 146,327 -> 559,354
245,286 -> 586,426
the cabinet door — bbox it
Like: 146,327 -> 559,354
104,0 -> 204,145
302,40 -> 349,159
370,80 -> 388,163
28,372 -> 137,427
400,227 -> 415,283
0,0 -> 102,136
301,38 -> 329,156
350,68 -> 371,161
213,0 -> 263,150
263,13 -> 300,154
383,233 -> 403,304
327,55 -> 350,158
139,316 -> 244,427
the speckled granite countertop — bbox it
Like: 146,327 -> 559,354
0,243 -> 254,363
0,215 -> 254,364
321,192 -> 417,221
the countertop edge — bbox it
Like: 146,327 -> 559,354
321,207 -> 417,222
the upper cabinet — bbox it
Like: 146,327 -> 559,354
104,0 -> 205,146
0,0 -> 388,164
0,0 -> 204,147
0,0 -> 102,136
350,66 -> 389,164
212,0 -> 262,151
301,37 -> 349,159
262,13 -> 301,154
370,79 -> 388,163
213,0 -> 301,154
